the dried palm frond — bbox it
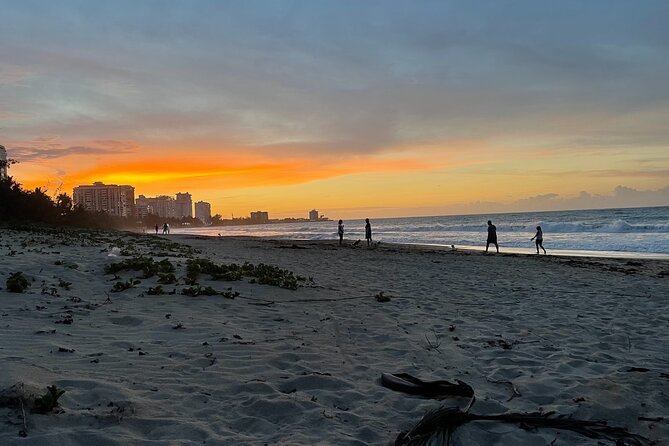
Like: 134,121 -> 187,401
395,406 -> 654,446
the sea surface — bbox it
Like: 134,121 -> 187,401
173,206 -> 669,258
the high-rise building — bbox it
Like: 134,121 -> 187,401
73,182 -> 135,217
0,145 -> 7,180
309,209 -> 319,221
250,211 -> 269,223
195,201 -> 212,224
175,192 -> 193,218
136,195 -> 177,219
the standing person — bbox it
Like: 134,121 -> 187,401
154,224 -> 159,235
485,220 -> 499,253
365,218 -> 372,247
531,225 -> 547,254
338,219 -> 344,246
162,223 -> 168,235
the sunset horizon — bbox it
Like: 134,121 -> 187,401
2,1 -> 667,219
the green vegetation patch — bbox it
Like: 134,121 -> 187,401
111,279 -> 141,292
6,272 -> 30,293
185,258 -> 303,290
33,385 -> 65,414
181,285 -> 239,299
105,256 -> 175,278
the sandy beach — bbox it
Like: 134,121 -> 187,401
1,227 -> 668,445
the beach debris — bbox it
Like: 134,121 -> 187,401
352,240 -> 361,246
387,377 -> 653,446
486,339 -> 513,350
627,367 -> 650,373
55,314 -> 73,324
448,325 -> 456,332
6,272 -> 30,293
173,323 -> 185,329
381,373 -> 474,400
57,278 -> 72,290
394,405 -> 654,446
424,330 -> 442,351
57,346 -> 75,353
375,291 -> 391,302
33,385 -> 65,414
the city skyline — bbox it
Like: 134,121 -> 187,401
2,1 -> 668,219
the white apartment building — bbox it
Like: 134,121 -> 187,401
175,192 -> 193,218
73,182 -> 135,217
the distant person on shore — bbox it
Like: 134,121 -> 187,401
154,224 -> 159,235
485,220 -> 499,253
338,219 -> 344,246
531,225 -> 547,254
162,223 -> 168,235
365,218 -> 372,247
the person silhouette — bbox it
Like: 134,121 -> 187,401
365,218 -> 372,247
338,219 -> 344,246
154,224 -> 159,235
162,223 -> 168,235
485,220 -> 499,253
531,225 -> 547,254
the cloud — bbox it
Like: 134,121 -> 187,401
506,186 -> 669,212
9,140 -> 137,161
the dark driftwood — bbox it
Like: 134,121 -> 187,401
395,406 -> 654,446
381,373 -> 474,400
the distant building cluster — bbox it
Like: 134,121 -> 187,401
73,182 -> 135,217
72,182 -> 212,223
309,209 -> 319,221
136,192 -> 195,219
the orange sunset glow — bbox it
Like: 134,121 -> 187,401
2,2 -> 668,218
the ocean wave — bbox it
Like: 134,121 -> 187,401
528,220 -> 669,234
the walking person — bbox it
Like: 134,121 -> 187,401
485,220 -> 499,253
531,225 -> 547,254
365,218 -> 372,247
162,223 -> 168,235
338,219 -> 344,246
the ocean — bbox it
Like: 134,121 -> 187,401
173,206 -> 669,258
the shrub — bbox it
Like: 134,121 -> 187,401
33,385 -> 65,414
6,272 -> 30,293
146,286 -> 164,295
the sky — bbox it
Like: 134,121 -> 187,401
1,0 -> 668,218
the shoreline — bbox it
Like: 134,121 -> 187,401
171,232 -> 669,260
